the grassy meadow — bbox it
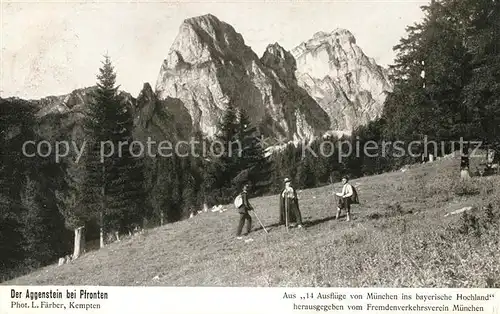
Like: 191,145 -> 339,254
4,153 -> 500,287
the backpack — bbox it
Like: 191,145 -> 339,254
234,194 -> 243,209
350,185 -> 360,204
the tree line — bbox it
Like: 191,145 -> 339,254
355,0 -> 500,175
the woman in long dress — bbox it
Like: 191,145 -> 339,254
279,178 -> 303,228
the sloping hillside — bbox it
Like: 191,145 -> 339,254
4,155 -> 500,287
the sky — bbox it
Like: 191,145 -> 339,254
1,0 -> 428,99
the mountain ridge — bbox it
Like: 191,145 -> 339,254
5,13 -> 393,142
291,27 -> 393,132
155,13 -> 331,141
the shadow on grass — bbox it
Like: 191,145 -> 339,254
252,222 -> 281,233
252,214 -> 350,233
304,216 -> 338,227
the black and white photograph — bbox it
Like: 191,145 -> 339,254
1,0 -> 500,295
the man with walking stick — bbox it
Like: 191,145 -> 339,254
235,184 -> 253,240
234,183 -> 268,240
279,178 -> 303,230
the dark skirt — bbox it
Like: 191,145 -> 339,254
279,196 -> 301,225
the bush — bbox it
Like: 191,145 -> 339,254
480,204 -> 498,227
458,210 -> 481,237
453,180 -> 480,197
387,202 -> 405,216
341,231 -> 366,245
367,202 -> 414,221
479,180 -> 494,197
456,202 -> 499,239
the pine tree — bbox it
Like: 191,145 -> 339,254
106,108 -> 148,235
82,55 -> 146,246
145,157 -> 168,225
268,152 -> 281,193
18,176 -> 51,268
1,98 -> 69,277
166,154 -> 182,222
34,156 -> 71,259
0,99 -> 29,276
460,0 -> 500,153
296,156 -> 315,189
205,103 -> 240,204
325,135 -> 342,184
235,109 -> 273,196
55,158 -> 87,259
0,174 -> 22,278
274,144 -> 300,189
381,0 -> 476,175
383,3 -> 437,146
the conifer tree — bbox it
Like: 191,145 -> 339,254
55,157 -> 87,259
0,99 -> 30,275
235,109 -> 273,196
18,176 -> 51,268
205,103 -> 240,204
296,156 -> 315,189
1,99 -> 68,276
381,0 -> 474,174
460,0 -> 500,153
82,55 -> 146,246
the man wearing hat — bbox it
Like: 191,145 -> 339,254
279,178 -> 303,228
236,183 -> 254,239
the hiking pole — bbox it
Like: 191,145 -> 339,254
285,198 -> 289,233
252,210 -> 268,234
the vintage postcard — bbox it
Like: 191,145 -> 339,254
1,0 -> 499,313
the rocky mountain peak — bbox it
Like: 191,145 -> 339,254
155,14 -> 331,140
332,28 -> 356,41
183,13 -> 219,26
136,83 -> 154,105
163,13 -> 252,70
29,13 -> 393,145
182,13 -> 227,39
260,43 -> 297,85
261,43 -> 296,68
311,28 -> 355,44
291,29 -> 393,133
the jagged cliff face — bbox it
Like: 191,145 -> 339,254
24,84 -> 191,144
32,87 -> 135,143
155,14 -> 330,141
292,29 -> 393,132
31,87 -> 99,143
133,83 -> 192,143
18,14 -> 392,144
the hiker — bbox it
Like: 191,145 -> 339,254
335,176 -> 354,222
235,184 -> 253,239
279,178 -> 303,229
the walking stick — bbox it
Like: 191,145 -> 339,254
252,210 -> 268,234
285,197 -> 289,232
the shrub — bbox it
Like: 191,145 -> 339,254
453,180 -> 480,197
479,180 -> 494,197
479,204 -> 498,228
367,202 -> 414,221
458,210 -> 481,237
341,230 -> 366,245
